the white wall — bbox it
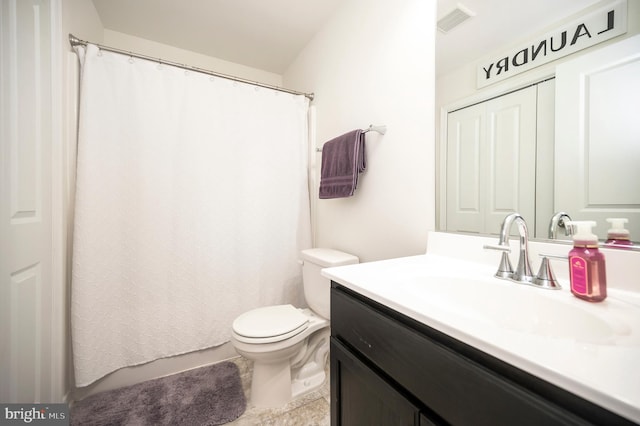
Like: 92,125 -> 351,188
62,0 -> 104,45
102,30 -> 283,87
284,0 -> 437,263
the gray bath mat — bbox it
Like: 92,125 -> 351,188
71,361 -> 246,425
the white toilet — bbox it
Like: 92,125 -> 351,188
230,248 -> 359,407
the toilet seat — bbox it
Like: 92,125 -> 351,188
232,304 -> 309,344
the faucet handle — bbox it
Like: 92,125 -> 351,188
532,254 -> 564,290
483,244 -> 514,278
538,253 -> 568,261
483,244 -> 511,252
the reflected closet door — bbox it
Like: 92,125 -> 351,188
445,86 -> 537,235
555,35 -> 640,241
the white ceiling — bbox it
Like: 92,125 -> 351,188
91,0 -> 601,76
91,0 -> 344,74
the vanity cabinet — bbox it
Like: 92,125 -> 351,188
330,283 -> 635,426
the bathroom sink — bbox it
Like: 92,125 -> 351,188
323,253 -> 640,347
400,275 -> 632,344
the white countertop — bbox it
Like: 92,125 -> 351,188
322,232 -> 640,423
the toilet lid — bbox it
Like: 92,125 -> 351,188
232,304 -> 309,340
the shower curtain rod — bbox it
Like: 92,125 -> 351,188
68,34 -> 315,101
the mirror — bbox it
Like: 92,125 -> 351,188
436,4 -> 640,249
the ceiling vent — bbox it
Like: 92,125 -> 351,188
437,4 -> 475,33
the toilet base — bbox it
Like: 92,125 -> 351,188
291,328 -> 330,400
231,309 -> 331,408
244,328 -> 331,408
251,358 -> 295,407
291,363 -> 326,399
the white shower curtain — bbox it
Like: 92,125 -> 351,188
71,44 -> 311,386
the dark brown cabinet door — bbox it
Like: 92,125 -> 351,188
331,338 -> 426,426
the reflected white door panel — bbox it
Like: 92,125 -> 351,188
446,86 -> 537,235
555,35 -> 640,241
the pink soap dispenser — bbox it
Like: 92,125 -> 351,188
566,221 -> 607,302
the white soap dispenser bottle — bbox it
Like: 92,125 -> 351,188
605,218 -> 633,248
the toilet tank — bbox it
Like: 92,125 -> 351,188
300,248 -> 359,320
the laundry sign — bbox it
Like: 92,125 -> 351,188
477,0 -> 627,88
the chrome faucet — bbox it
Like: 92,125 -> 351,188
484,213 -> 561,289
548,211 -> 573,239
496,213 -> 534,282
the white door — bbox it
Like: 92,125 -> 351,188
1,0 -> 62,403
446,86 -> 537,235
555,34 -> 640,241
445,102 -> 484,233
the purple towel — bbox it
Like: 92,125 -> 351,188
319,129 -> 366,199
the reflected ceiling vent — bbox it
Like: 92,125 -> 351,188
437,3 -> 475,33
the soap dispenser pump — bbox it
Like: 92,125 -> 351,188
605,218 -> 633,248
566,221 -> 606,302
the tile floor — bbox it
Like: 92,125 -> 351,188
227,356 -> 330,426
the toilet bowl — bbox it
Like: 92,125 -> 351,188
230,248 -> 358,408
